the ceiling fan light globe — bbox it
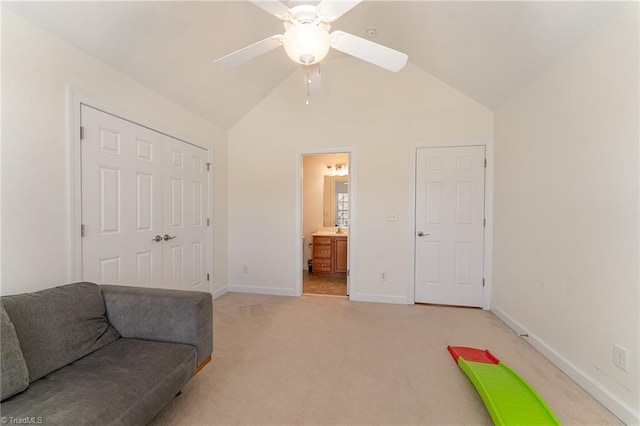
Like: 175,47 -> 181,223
283,23 -> 330,65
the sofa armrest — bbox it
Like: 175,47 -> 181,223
100,285 -> 212,366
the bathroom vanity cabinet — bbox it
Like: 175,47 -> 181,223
312,235 -> 347,276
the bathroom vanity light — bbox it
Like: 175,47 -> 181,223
334,164 -> 348,176
326,163 -> 348,176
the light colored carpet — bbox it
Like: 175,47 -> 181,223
149,293 -> 621,425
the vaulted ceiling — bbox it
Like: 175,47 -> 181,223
3,1 -> 624,130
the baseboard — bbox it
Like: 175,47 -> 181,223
350,293 -> 408,305
211,285 -> 228,300
491,303 -> 640,425
228,284 -> 296,297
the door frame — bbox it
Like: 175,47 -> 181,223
68,88 -> 214,293
409,140 -> 494,309
294,147 -> 357,298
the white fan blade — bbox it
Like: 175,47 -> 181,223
316,0 -> 362,22
303,64 -> 322,96
214,35 -> 283,68
330,30 -> 408,72
250,0 -> 293,20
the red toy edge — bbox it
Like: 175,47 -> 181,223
447,346 -> 500,365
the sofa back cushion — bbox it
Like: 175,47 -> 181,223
1,302 -> 29,400
1,282 -> 120,382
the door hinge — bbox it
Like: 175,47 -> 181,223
206,162 -> 212,171
81,224 -> 85,237
347,270 -> 350,277
483,278 -> 485,287
483,218 -> 486,227
80,126 -> 85,140
207,273 -> 210,281
207,218 -> 210,226
484,158 -> 487,168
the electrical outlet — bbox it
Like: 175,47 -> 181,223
380,272 -> 387,281
241,265 -> 248,274
386,212 -> 397,222
613,344 -> 628,372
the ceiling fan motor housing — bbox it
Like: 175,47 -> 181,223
282,6 -> 331,65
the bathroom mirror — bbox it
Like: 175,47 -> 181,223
323,175 -> 349,227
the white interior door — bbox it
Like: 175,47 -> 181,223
162,135 -> 209,291
81,105 -> 163,286
414,146 -> 485,307
81,105 -> 208,290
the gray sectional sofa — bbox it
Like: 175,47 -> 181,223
0,282 -> 213,425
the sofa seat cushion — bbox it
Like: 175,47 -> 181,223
0,302 -> 29,400
0,338 -> 197,426
2,282 -> 120,382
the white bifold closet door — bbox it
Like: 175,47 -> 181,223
161,134 -> 209,290
81,105 -> 208,291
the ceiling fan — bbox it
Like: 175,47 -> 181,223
214,0 -> 408,97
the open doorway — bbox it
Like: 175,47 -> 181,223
301,153 -> 350,296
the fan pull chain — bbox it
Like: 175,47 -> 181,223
305,76 -> 312,106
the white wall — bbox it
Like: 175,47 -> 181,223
1,10 -> 228,295
228,57 -> 493,301
493,4 -> 639,422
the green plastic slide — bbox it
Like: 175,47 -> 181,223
448,346 -> 561,425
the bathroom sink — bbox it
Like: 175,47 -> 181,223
312,228 -> 348,237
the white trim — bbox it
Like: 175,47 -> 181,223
409,140 -> 494,309
68,89 -> 83,281
348,150 -> 357,298
350,293 -> 408,305
294,152 -> 303,296
407,144 -> 417,305
483,142 -> 495,310
492,303 -> 640,425
228,284 -> 296,297
294,147 -> 357,299
206,147 -> 214,295
212,285 -> 228,300
67,87 -> 215,294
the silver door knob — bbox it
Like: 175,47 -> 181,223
163,234 -> 177,241
417,231 -> 430,237
152,235 -> 163,242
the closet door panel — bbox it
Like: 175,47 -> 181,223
162,135 -> 209,291
81,105 -> 163,287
